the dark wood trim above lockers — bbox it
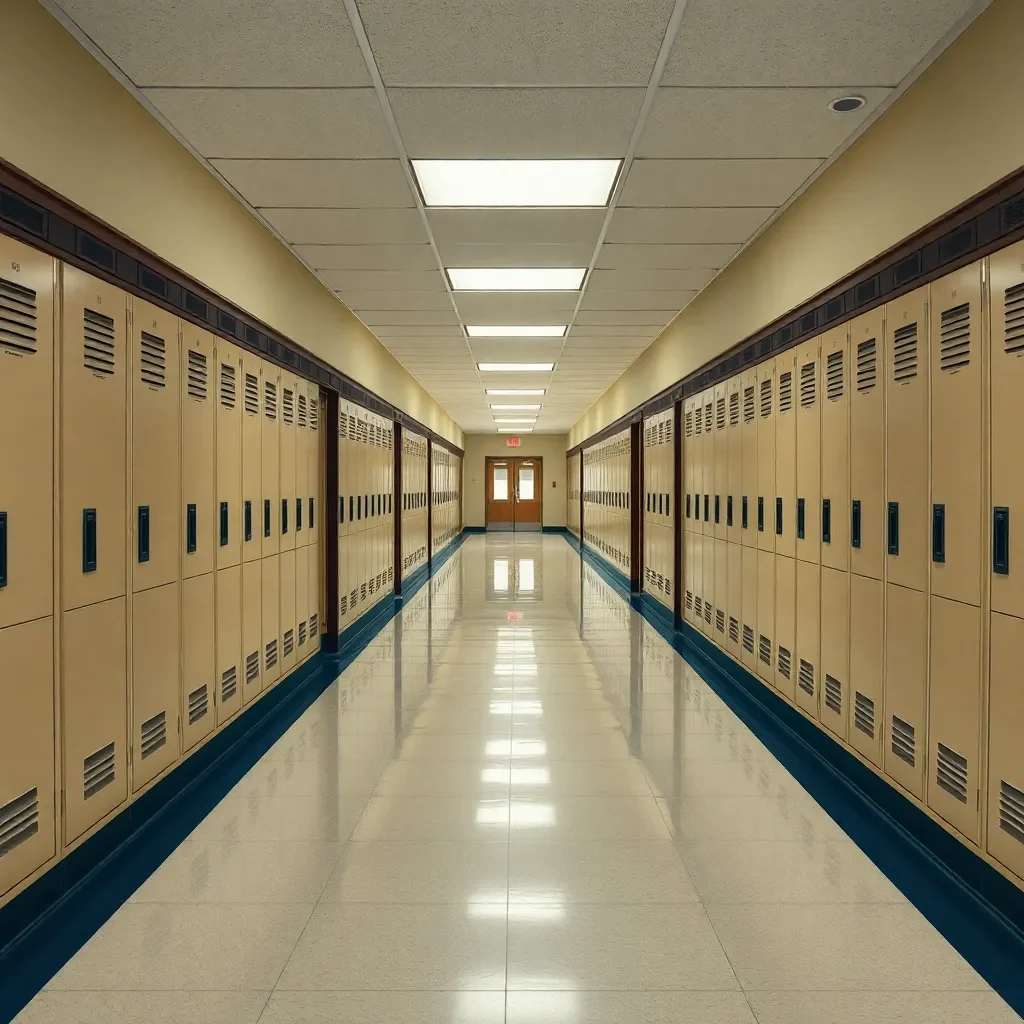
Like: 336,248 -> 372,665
567,163 -> 1024,457
0,158 -> 464,459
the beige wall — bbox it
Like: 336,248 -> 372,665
463,435 -> 568,528
570,0 -> 1023,448
1,0 -> 462,446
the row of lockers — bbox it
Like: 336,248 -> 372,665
643,409 -> 675,610
430,446 -> 462,554
582,430 -> 632,578
401,431 -> 429,580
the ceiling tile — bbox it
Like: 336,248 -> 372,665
143,88 -> 395,158
587,268 -> 715,291
638,87 -> 891,159
57,0 -> 371,86
355,310 -> 460,326
574,310 -> 677,326
568,325 -> 659,337
662,0 -> 978,87
595,242 -> 740,269
356,0 -> 675,85
580,289 -> 695,311
435,242 -> 596,268
345,290 -> 454,310
454,292 -> 578,321
319,270 -> 446,291
605,206 -> 775,244
370,326 -> 465,337
293,244 -> 437,270
262,208 -> 427,244
428,209 -> 607,246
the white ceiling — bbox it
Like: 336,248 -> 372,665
52,0 -> 984,434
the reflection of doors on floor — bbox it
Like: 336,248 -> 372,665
486,456 -> 543,531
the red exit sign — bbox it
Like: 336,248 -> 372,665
505,436 -> 521,447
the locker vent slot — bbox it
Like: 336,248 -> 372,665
826,350 -> 844,400
798,659 -> 814,695
265,639 -> 278,670
939,303 -> 971,373
188,685 -> 209,724
309,401 -> 318,430
759,380 -> 772,418
83,742 -> 116,800
245,651 -> 260,685
0,787 -> 39,857
716,609 -> 725,633
704,404 -> 711,432
824,675 -> 842,715
777,646 -> 791,679
1004,282 -> 1024,354
244,373 -> 259,414
140,711 -> 167,759
743,386 -> 755,421
891,715 -> 916,766
936,742 -> 968,804
187,350 -> 208,400
742,625 -> 754,654
694,596 -> 702,619
716,397 -> 726,430
779,371 -> 793,413
694,408 -> 701,435
139,332 -> 166,388
704,601 -> 712,625
219,364 -> 238,411
728,616 -> 739,643
299,620 -> 307,646
759,634 -> 772,666
856,339 -> 877,392
284,629 -> 294,656
998,780 -> 1024,844
283,389 -> 294,424
854,691 -> 875,738
0,277 -> 37,355
298,393 -> 307,427
221,666 -> 238,703
83,308 -> 116,376
264,382 -> 277,420
685,591 -> 693,611
684,411 -> 693,437
309,613 -> 318,637
729,392 -> 740,425
799,363 -> 815,406
892,323 -> 918,383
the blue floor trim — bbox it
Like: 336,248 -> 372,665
542,525 -> 569,534
561,532 -> 1024,1015
463,525 -> 486,534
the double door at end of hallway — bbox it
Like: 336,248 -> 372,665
486,456 -> 542,531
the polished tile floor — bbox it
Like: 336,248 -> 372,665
16,536 -> 1020,1022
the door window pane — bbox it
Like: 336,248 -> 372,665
518,465 -> 535,500
494,466 -> 509,500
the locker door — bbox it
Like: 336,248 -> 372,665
308,387 -> 320,548
930,264 -> 983,607
727,379 -> 742,546
741,543 -> 757,669
683,400 -> 693,536
308,544 -> 320,649
740,374 -> 757,550
702,532 -> 714,634
821,325 -> 850,572
795,337 -> 821,563
0,618 -> 55,897
774,554 -> 796,700
756,365 -> 775,554
131,581 -> 179,790
262,553 -> 281,686
990,243 -> 1024,619
714,384 -> 728,541
241,353 -> 262,565
988,612 -> 1024,879
242,558 -> 262,703
182,572 -> 216,751
885,287 -> 929,592
692,533 -> 704,628
684,530 -> 695,624
756,548 -> 774,685
794,559 -> 819,718
727,540 -> 742,658
775,351 -> 797,558
63,597 -> 128,843
181,323 -> 215,580
850,308 -> 885,582
714,537 -> 728,645
62,268 -> 127,611
296,539 -> 310,660
0,240 -> 54,631
131,298 -> 180,595
928,596 -> 981,842
884,583 -> 927,799
216,340 -> 242,570
295,381 -> 309,550
849,573 -> 883,766
280,379 -> 297,554
820,565 -> 849,740
261,364 -> 280,559
280,549 -> 297,673
702,393 -> 713,536
216,565 -> 242,724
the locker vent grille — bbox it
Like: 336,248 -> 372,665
0,787 -> 39,857
244,373 -> 259,414
340,594 -> 348,615
264,382 -> 277,420
685,590 -> 693,610
891,715 -> 916,766
779,372 -> 793,413
188,685 -> 208,724
139,332 -> 166,388
140,711 -> 167,759
245,651 -> 260,685
309,613 -> 318,637
716,609 -> 725,633
694,408 -> 701,435
83,308 -> 116,376
939,303 -> 971,373
854,691 -> 875,738
998,780 -> 1024,844
187,350 -> 208,400
759,634 -> 771,666
283,389 -> 294,424
704,404 -> 712,432
729,616 -> 739,643
799,363 -> 816,406
0,277 -> 37,355
265,639 -> 278,670
704,601 -> 712,625
716,397 -> 726,430
856,339 -> 877,392
826,350 -> 844,401
694,596 -> 702,618
221,666 -> 238,703
219,363 -> 236,409
299,620 -> 307,646
760,380 -> 772,418
777,646 -> 791,680
936,742 -> 968,803
685,411 -> 693,437
824,675 -> 842,715
744,386 -> 755,421
729,392 -> 740,426
798,659 -> 814,695
284,629 -> 294,656
298,393 -> 307,427
310,401 -> 318,430
1004,282 -> 1024,354
83,742 -> 116,800
743,624 -> 754,654
892,323 -> 918,383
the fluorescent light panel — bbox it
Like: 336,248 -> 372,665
478,363 -> 554,372
486,389 -> 546,396
499,428 -> 533,433
412,159 -> 620,207
448,268 -> 585,291
467,325 -> 566,338
493,419 -> 537,424
491,404 -> 541,410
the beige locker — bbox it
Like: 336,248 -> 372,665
242,559 -> 262,704
683,400 -> 694,532
308,543 -> 320,650
296,540 -> 310,661
756,548 -> 774,684
241,352 -> 262,565
0,241 -> 54,630
181,572 -> 216,752
280,379 -> 297,554
339,402 -> 353,543
884,582 -> 928,799
849,573 -> 884,766
794,559 -> 819,718
295,381 -> 309,550
262,553 -> 281,686
988,611 -> 1024,879
181,323 -> 215,580
820,565 -> 849,740
756,364 -> 775,553
990,244 -> 1024,619
215,566 -> 241,724
261,364 -> 280,558
714,537 -> 728,645
727,541 -> 742,658
684,530 -> 695,623
775,351 -> 797,559
131,581 -> 179,790
702,393 -> 713,535
740,372 -> 757,548
930,264 -> 983,608
280,548 -> 297,674
308,388 -> 320,548
727,378 -> 742,546
885,287 -> 929,592
216,340 -> 242,570
927,596 -> 981,842
62,268 -> 127,612
821,325 -> 850,571
0,617 -> 55,896
63,597 -> 127,843
714,384 -> 728,541
795,337 -> 821,563
741,543 -> 758,669
702,533 -> 714,634
774,554 -> 796,700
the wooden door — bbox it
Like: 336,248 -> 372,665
514,458 -> 542,530
486,458 -> 515,529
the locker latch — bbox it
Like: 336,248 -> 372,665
309,498 -> 315,530
775,498 -> 783,536
0,511 -> 7,588
137,505 -> 151,563
282,498 -> 289,534
727,495 -> 733,527
931,503 -> 945,564
714,495 -> 720,524
993,506 -> 1010,575
703,495 -> 710,522
757,497 -> 764,532
797,498 -> 805,540
887,502 -> 899,555
685,494 -> 691,519
264,499 -> 272,538
742,496 -> 748,530
297,496 -> 303,531
187,503 -> 198,553
82,508 -> 98,573
851,500 -> 861,549
244,500 -> 253,543
219,501 -> 229,547
821,498 -> 831,544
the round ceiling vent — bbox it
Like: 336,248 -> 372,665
828,95 -> 867,113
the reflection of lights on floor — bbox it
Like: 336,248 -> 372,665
474,801 -> 555,827
492,664 -> 538,676
468,903 -> 566,922
510,768 -> 549,785
485,739 -> 548,758
489,700 -> 543,716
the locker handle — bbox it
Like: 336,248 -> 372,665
82,508 -> 97,573
994,506 -> 1010,575
219,501 -> 229,547
137,505 -> 150,563
350,496 -> 354,521
187,503 -> 198,553
703,495 -> 710,522
726,495 -> 733,527
775,498 -> 783,536
887,501 -> 899,556
357,495 -> 362,521
714,495 -> 720,524
282,498 -> 289,535
851,500 -> 861,549
309,497 -> 314,529
742,496 -> 748,530
646,493 -> 651,513
0,511 -> 7,588
797,498 -> 805,540
244,500 -> 252,543
757,497 -> 764,532
659,493 -> 664,516
297,496 -> 303,531
264,499 -> 271,538
685,494 -> 691,519
822,498 -> 831,544
932,503 -> 945,564
339,496 -> 345,524
666,494 -> 670,517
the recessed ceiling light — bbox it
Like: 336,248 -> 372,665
828,94 -> 866,113
491,404 -> 541,411
494,418 -> 537,424
412,159 -> 620,207
486,389 -> 546,396
478,363 -> 554,372
448,268 -> 585,291
467,325 -> 567,338
498,428 -> 534,433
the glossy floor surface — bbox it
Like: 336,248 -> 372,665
16,537 -> 1020,1023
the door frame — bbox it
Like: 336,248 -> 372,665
484,455 -> 544,529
